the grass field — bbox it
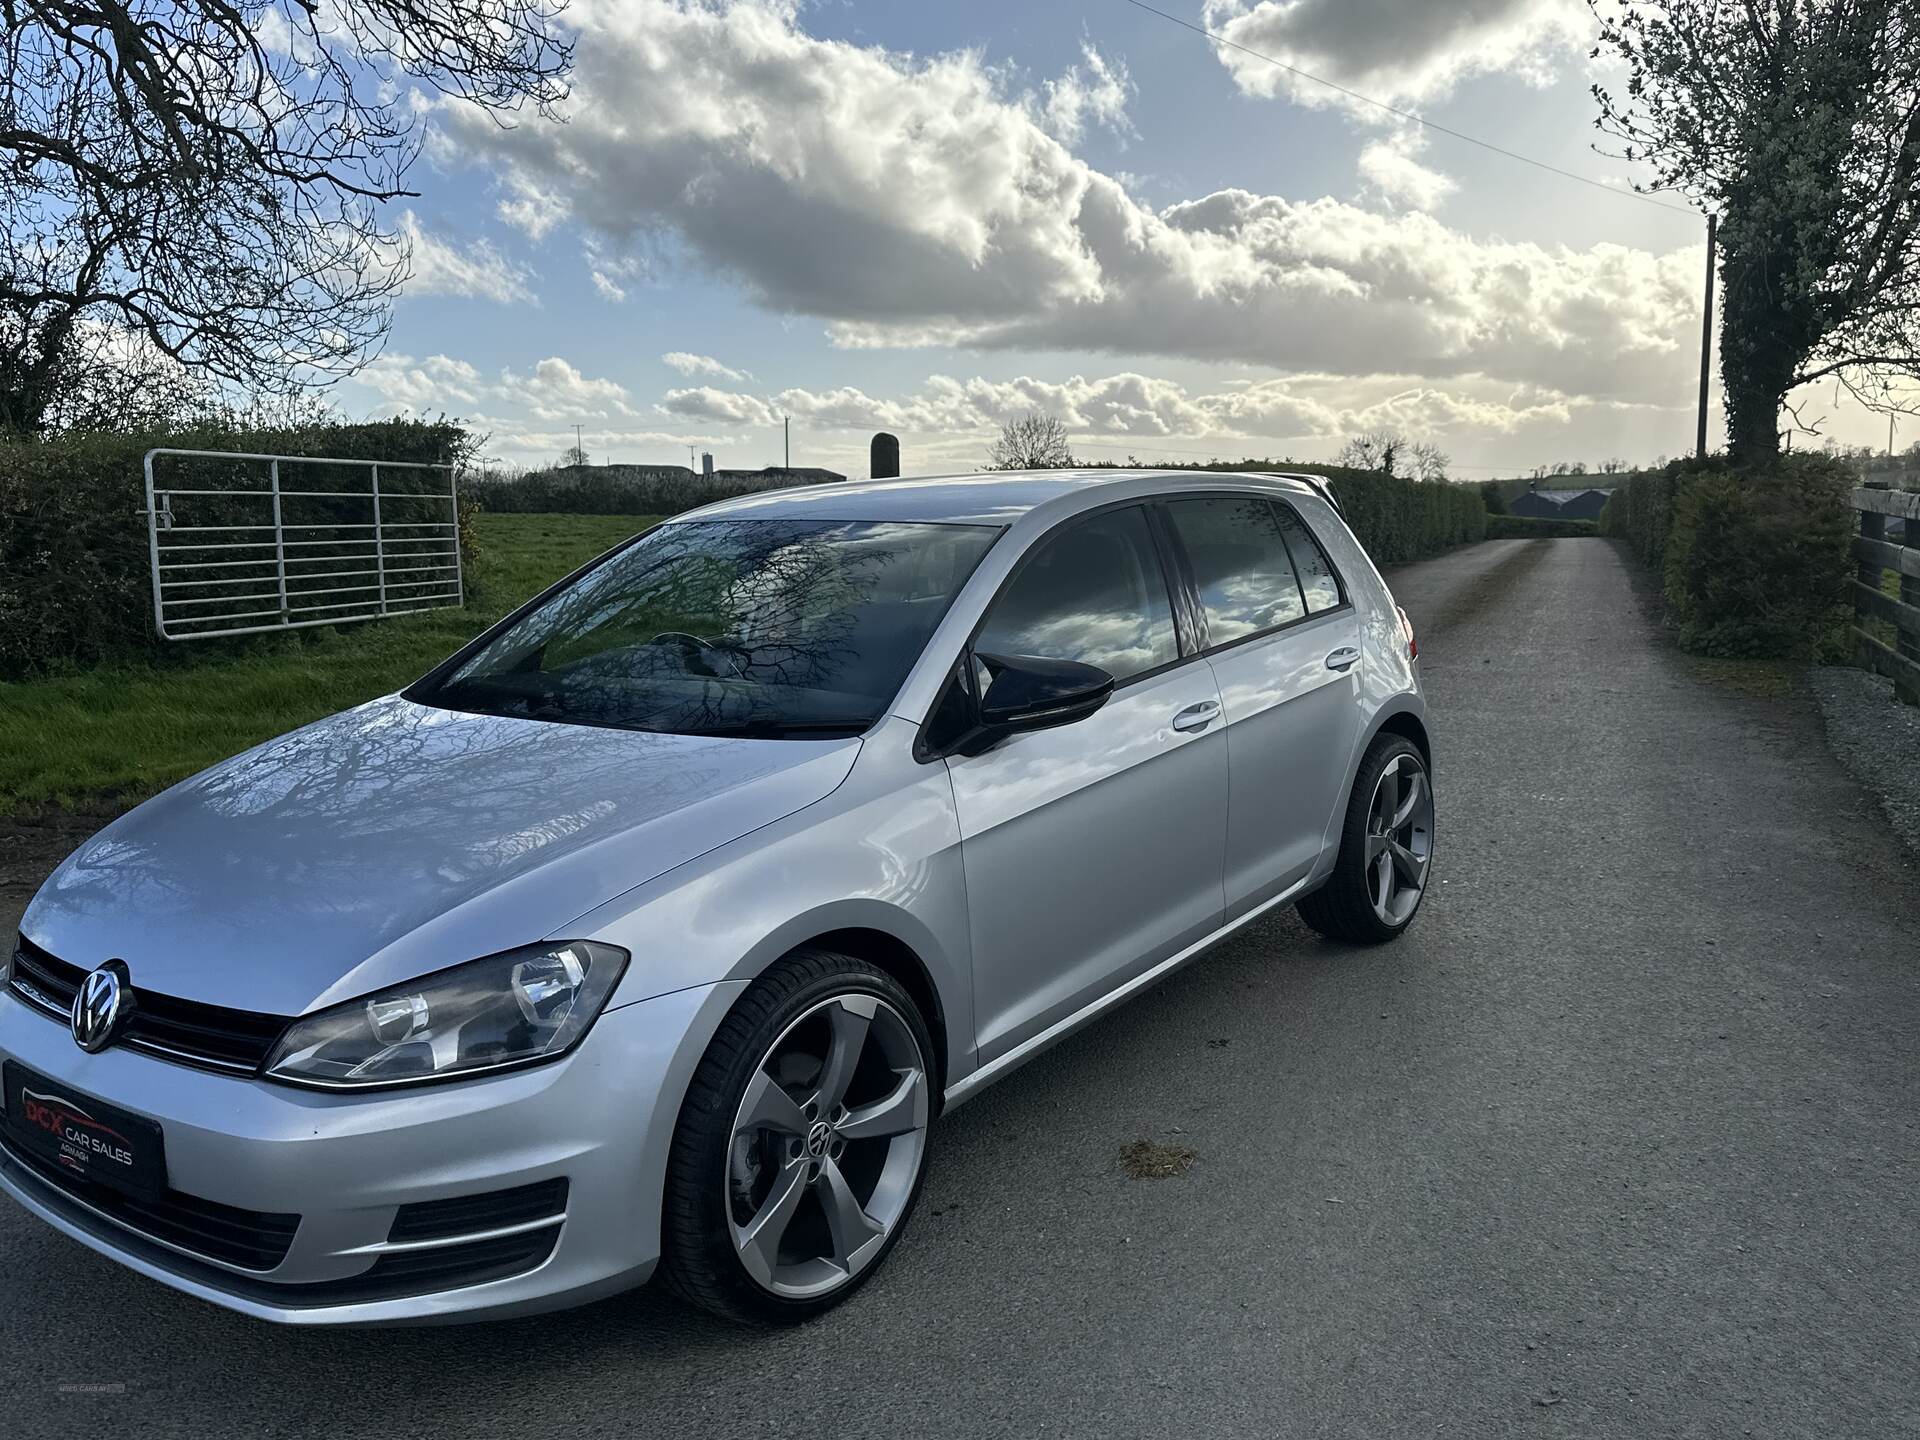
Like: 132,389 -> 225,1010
0,513 -> 658,815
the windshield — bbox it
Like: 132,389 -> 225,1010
410,519 -> 999,738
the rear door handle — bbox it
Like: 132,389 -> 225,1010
1325,647 -> 1361,672
1171,700 -> 1222,733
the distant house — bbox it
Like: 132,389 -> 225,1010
1510,483 -> 1614,520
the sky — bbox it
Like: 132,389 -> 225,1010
335,0 -> 1896,480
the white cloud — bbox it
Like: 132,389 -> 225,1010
398,211 -> 536,304
1200,0 -> 1587,110
661,386 -> 782,426
432,0 -> 1699,407
663,351 -> 752,382
358,352 -> 634,420
357,353 -> 489,410
1357,131 -> 1456,212
513,356 -> 636,418
591,270 -> 628,302
651,368 -> 1594,449
1041,42 -> 1136,146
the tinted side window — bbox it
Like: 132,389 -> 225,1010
1274,505 -> 1343,614
1164,496 -> 1307,645
976,507 -> 1177,682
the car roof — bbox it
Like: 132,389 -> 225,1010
672,468 -> 1331,528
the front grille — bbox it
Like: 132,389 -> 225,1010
0,1132 -> 300,1271
10,937 -> 288,1075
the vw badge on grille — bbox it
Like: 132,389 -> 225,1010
71,960 -> 132,1053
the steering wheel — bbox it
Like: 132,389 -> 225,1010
651,631 -> 746,679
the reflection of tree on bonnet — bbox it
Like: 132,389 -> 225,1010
417,519 -> 998,739
31,519 -> 997,972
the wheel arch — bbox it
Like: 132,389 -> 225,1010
1315,698 -> 1433,882
796,927 -> 949,1107
726,901 -> 963,1107
1373,707 -> 1432,774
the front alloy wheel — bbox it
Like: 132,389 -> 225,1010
663,950 -> 934,1323
726,994 -> 929,1298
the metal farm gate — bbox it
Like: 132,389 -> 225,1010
143,448 -> 463,641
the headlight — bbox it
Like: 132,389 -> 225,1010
263,941 -> 629,1090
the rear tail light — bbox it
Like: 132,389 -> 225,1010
1397,605 -> 1417,661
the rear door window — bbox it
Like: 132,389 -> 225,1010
1273,504 -> 1344,615
1163,497 -> 1307,645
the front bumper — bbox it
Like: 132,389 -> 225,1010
0,981 -> 742,1325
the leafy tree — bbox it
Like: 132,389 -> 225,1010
986,412 -> 1075,469
1591,1 -> 1920,463
1,0 -> 572,436
1479,481 -> 1509,515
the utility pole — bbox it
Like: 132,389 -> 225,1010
573,423 -> 583,463
784,414 -> 791,471
1696,211 -> 1716,460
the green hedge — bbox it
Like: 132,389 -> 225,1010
480,457 -> 1490,565
469,464 -> 832,516
1321,469 -> 1487,563
1487,513 -> 1598,539
0,418 -> 472,680
1160,461 -> 1487,564
1603,455 -> 1852,659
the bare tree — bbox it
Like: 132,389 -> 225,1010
986,412 -> 1075,470
1337,430 -> 1405,477
1591,1 -> 1920,463
561,443 -> 590,467
0,0 -> 573,435
1409,440 -> 1450,482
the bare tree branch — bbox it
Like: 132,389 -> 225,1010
0,0 -> 572,434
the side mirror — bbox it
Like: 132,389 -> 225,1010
955,652 -> 1114,755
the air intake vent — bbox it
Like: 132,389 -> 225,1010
388,1178 -> 570,1244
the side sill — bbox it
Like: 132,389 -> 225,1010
940,875 -> 1310,1111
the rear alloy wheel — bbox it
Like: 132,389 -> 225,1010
662,950 -> 934,1323
1298,735 -> 1434,944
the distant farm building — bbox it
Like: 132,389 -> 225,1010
1510,483 -> 1614,521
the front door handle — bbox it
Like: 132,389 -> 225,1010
1325,647 -> 1361,672
1171,699 -> 1222,733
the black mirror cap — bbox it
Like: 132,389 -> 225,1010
975,651 -> 1115,730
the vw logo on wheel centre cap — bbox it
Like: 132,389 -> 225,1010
71,960 -> 133,1054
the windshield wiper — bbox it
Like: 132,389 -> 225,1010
685,719 -> 872,739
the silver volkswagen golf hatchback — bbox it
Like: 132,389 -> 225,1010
3,469 -> 1432,1325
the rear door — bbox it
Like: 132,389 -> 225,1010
944,503 -> 1228,1064
1159,494 -> 1364,919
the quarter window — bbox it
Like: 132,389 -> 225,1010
975,506 -> 1177,682
1274,504 -> 1343,614
1164,497 -> 1307,644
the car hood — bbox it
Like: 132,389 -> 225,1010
21,695 -> 860,1016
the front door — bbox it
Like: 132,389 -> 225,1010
945,504 -> 1228,1064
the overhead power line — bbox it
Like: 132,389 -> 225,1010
1120,0 -> 1696,217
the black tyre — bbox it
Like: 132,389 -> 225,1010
1297,734 -> 1434,944
660,948 -> 935,1324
